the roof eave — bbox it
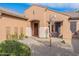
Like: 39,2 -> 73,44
69,17 -> 79,20
0,9 -> 28,20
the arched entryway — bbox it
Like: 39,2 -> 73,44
31,20 -> 39,37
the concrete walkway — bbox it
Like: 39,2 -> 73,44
19,37 -> 78,56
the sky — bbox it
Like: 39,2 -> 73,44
0,3 -> 79,14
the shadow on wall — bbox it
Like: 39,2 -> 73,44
71,30 -> 79,54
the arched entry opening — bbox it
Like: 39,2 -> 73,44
31,20 -> 39,37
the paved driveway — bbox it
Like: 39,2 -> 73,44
19,37 -> 78,56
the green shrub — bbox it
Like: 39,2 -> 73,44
19,33 -> 25,40
0,40 -> 31,56
7,33 -> 18,40
11,34 -> 18,40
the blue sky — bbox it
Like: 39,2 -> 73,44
0,3 -> 79,13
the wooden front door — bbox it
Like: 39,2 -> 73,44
31,21 -> 39,37
33,23 -> 39,37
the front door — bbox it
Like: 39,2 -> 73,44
33,23 -> 39,37
31,21 -> 39,37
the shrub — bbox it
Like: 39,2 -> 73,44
0,40 -> 31,56
11,34 -> 18,40
19,33 -> 25,40
61,40 -> 65,44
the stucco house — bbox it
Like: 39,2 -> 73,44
0,5 -> 79,45
25,5 -> 79,44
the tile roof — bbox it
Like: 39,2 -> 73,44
0,8 -> 28,20
63,12 -> 79,18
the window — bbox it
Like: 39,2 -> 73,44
20,27 -> 23,33
6,27 -> 11,39
55,22 -> 61,33
33,10 -> 35,15
14,27 -> 18,35
14,27 -> 18,39
19,27 -> 24,39
70,21 -> 77,33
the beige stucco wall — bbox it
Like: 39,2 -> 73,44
46,10 -> 71,38
45,10 -> 72,45
0,14 -> 27,41
24,5 -> 48,27
25,5 -> 49,38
